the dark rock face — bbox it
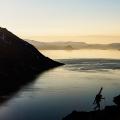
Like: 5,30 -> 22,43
63,108 -> 120,120
0,27 -> 63,94
63,95 -> 120,120
113,95 -> 120,106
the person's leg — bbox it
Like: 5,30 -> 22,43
97,102 -> 100,110
94,105 -> 98,110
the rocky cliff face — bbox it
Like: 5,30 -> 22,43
0,27 -> 63,93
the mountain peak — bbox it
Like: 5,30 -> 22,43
0,27 -> 21,42
0,27 -> 7,30
0,27 -> 8,34
0,27 -> 7,40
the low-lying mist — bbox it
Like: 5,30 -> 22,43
25,40 -> 120,50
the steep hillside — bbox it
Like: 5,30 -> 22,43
0,27 -> 63,93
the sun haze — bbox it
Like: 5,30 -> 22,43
0,0 -> 120,43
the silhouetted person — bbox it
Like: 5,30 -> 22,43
93,87 -> 105,110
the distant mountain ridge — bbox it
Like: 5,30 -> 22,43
25,39 -> 120,50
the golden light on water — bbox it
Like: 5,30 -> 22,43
40,50 -> 120,59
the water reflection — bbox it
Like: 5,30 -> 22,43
0,59 -> 120,120
0,50 -> 120,120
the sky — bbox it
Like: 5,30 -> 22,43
0,0 -> 120,42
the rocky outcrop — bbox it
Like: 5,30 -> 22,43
63,95 -> 120,120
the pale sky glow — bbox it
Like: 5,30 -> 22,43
0,0 -> 120,42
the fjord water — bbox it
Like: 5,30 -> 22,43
0,50 -> 120,120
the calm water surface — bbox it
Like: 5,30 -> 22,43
0,50 -> 120,120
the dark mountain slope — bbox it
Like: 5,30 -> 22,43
0,27 -> 63,93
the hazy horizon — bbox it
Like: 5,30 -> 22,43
25,35 -> 120,44
0,0 -> 120,42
